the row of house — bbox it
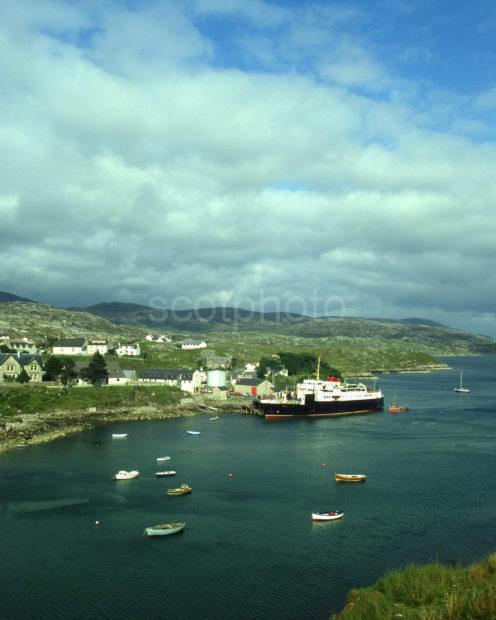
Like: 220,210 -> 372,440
0,351 -> 278,398
52,338 -> 140,357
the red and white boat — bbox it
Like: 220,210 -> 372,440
388,402 -> 409,414
311,511 -> 344,522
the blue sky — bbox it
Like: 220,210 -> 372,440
1,0 -> 496,335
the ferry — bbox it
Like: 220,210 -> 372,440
253,373 -> 383,421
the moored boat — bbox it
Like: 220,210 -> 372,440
156,471 -> 176,477
144,522 -> 185,537
335,473 -> 366,483
186,431 -> 200,435
312,511 -> 344,521
112,433 -> 127,438
166,484 -> 192,496
254,371 -> 383,420
209,416 -> 219,421
454,371 -> 470,393
388,402 -> 409,413
114,470 -> 139,480
156,456 -> 171,462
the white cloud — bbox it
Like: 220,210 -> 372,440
0,1 -> 495,334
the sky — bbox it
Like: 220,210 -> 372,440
1,0 -> 496,335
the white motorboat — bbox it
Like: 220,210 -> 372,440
112,433 -> 127,439
156,471 -> 176,477
114,470 -> 139,480
311,511 -> 344,522
156,456 -> 171,462
209,416 -> 219,421
187,431 -> 200,436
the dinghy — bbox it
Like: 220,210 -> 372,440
144,522 -> 185,537
312,511 -> 343,521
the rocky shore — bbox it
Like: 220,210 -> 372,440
0,399 -> 252,454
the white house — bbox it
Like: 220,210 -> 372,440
115,342 -> 141,357
86,339 -> 112,355
145,334 -> 172,343
53,338 -> 87,355
181,339 -> 207,350
138,368 -> 203,393
8,339 -> 37,354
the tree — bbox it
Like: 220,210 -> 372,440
0,344 -> 11,353
44,356 -> 64,381
80,351 -> 108,386
257,356 -> 283,378
16,368 -> 30,383
60,358 -> 78,387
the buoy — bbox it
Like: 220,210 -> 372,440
227,473 -> 233,479
95,520 -> 100,526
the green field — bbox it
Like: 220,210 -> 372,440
0,384 -> 181,419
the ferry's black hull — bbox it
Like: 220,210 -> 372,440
253,396 -> 384,420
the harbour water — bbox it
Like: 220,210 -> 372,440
1,355 -> 496,619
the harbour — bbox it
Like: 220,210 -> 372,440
1,355 -> 496,619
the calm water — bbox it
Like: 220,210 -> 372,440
1,355 -> 496,619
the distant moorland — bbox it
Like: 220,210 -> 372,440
1,294 -> 496,376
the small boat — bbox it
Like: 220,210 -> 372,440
112,433 -> 127,438
186,431 -> 200,435
166,484 -> 192,496
209,416 -> 219,421
144,522 -> 185,537
454,371 -> 470,393
335,473 -> 367,483
388,402 -> 409,413
312,511 -> 344,521
156,456 -> 171,462
114,470 -> 139,480
156,471 -> 176,477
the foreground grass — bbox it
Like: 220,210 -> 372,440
333,553 -> 496,619
0,384 -> 182,419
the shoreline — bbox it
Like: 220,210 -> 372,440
0,400 -> 252,455
0,362 -> 451,455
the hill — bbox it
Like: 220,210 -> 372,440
0,291 -> 37,304
284,317 -> 496,355
79,302 -> 308,330
78,303 -> 496,356
0,302 -> 146,340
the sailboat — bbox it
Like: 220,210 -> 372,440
454,371 -> 470,393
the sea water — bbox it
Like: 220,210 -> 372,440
1,355 -> 496,619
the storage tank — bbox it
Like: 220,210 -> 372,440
207,370 -> 227,387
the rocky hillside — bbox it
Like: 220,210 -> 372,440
284,317 -> 496,355
78,302 -> 496,356
0,302 -> 146,340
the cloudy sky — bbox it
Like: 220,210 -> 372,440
1,0 -> 496,335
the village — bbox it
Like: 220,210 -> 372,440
0,332 -> 287,402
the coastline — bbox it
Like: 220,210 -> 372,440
0,400 -> 251,455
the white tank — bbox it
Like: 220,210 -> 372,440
207,370 -> 227,387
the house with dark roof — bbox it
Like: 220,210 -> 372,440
0,353 -> 44,383
53,338 -> 87,355
232,377 -> 274,397
138,368 -> 203,393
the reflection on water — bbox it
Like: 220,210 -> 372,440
0,355 -> 496,620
